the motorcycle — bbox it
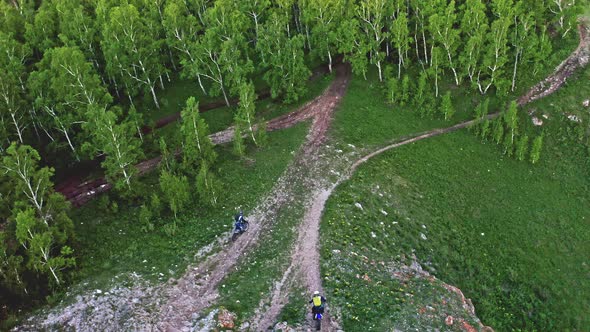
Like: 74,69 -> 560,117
313,312 -> 323,330
231,220 -> 249,241
311,306 -> 324,330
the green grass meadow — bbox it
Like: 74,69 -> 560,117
71,122 -> 309,290
320,62 -> 589,330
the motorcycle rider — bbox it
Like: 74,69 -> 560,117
234,210 -> 247,233
309,291 -> 326,318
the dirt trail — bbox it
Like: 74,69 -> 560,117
55,62 -> 336,206
517,21 -> 590,106
152,62 -> 351,331
20,22 -> 589,332
61,20 -> 590,207
17,63 -> 350,332
245,21 -> 590,330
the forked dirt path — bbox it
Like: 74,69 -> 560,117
151,62 -> 351,331
19,22 -> 589,332
247,21 -> 590,331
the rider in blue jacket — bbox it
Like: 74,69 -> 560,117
234,210 -> 247,232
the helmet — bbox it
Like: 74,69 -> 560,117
313,291 -> 320,295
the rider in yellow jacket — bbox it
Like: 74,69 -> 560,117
309,291 -> 327,318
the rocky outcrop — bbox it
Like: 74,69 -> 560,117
388,257 -> 494,332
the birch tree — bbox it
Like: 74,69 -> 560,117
83,106 -> 143,192
196,160 -> 221,206
477,0 -> 514,94
337,16 -> 370,79
409,0 -> 430,65
301,0 -> 345,73
355,0 -> 391,81
510,7 -> 536,91
2,144 -> 52,223
15,208 -> 75,286
428,0 -> 460,85
235,81 -> 262,146
429,46 -> 443,97
391,10 -> 410,78
179,97 -> 216,173
0,0 -> 33,39
28,47 -> 111,158
533,26 -> 552,76
549,0 -> 579,36
183,0 -> 253,106
459,0 -> 488,85
24,1 -> 59,56
162,0 -> 205,92
504,101 -> 519,147
54,0 -> 99,67
159,170 -> 189,223
101,3 -> 166,108
0,32 -> 30,144
241,0 -> 271,46
258,13 -> 310,102
2,143 -> 75,287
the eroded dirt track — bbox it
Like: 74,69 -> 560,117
153,63 -> 350,331
518,22 -> 590,106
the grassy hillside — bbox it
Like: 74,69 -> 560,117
321,65 -> 590,330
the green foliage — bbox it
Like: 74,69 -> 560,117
180,97 -> 216,174
159,137 -> 174,172
492,119 -> 505,144
196,162 -> 221,206
260,26 -> 311,103
530,133 -> 544,164
235,81 -> 261,147
139,205 -> 154,233
150,193 -> 162,216
400,75 -> 411,107
233,124 -> 245,156
100,2 -> 166,106
1,143 -> 75,292
24,1 -> 59,54
470,98 -> 490,135
255,121 -> 268,147
516,134 -> 529,161
439,91 -> 455,120
83,106 -> 143,193
386,77 -> 399,105
413,72 -> 428,109
301,0 -> 345,72
391,9 -> 411,78
159,170 -> 190,223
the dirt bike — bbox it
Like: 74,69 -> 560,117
312,308 -> 323,330
231,220 -> 249,241
313,312 -> 323,330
